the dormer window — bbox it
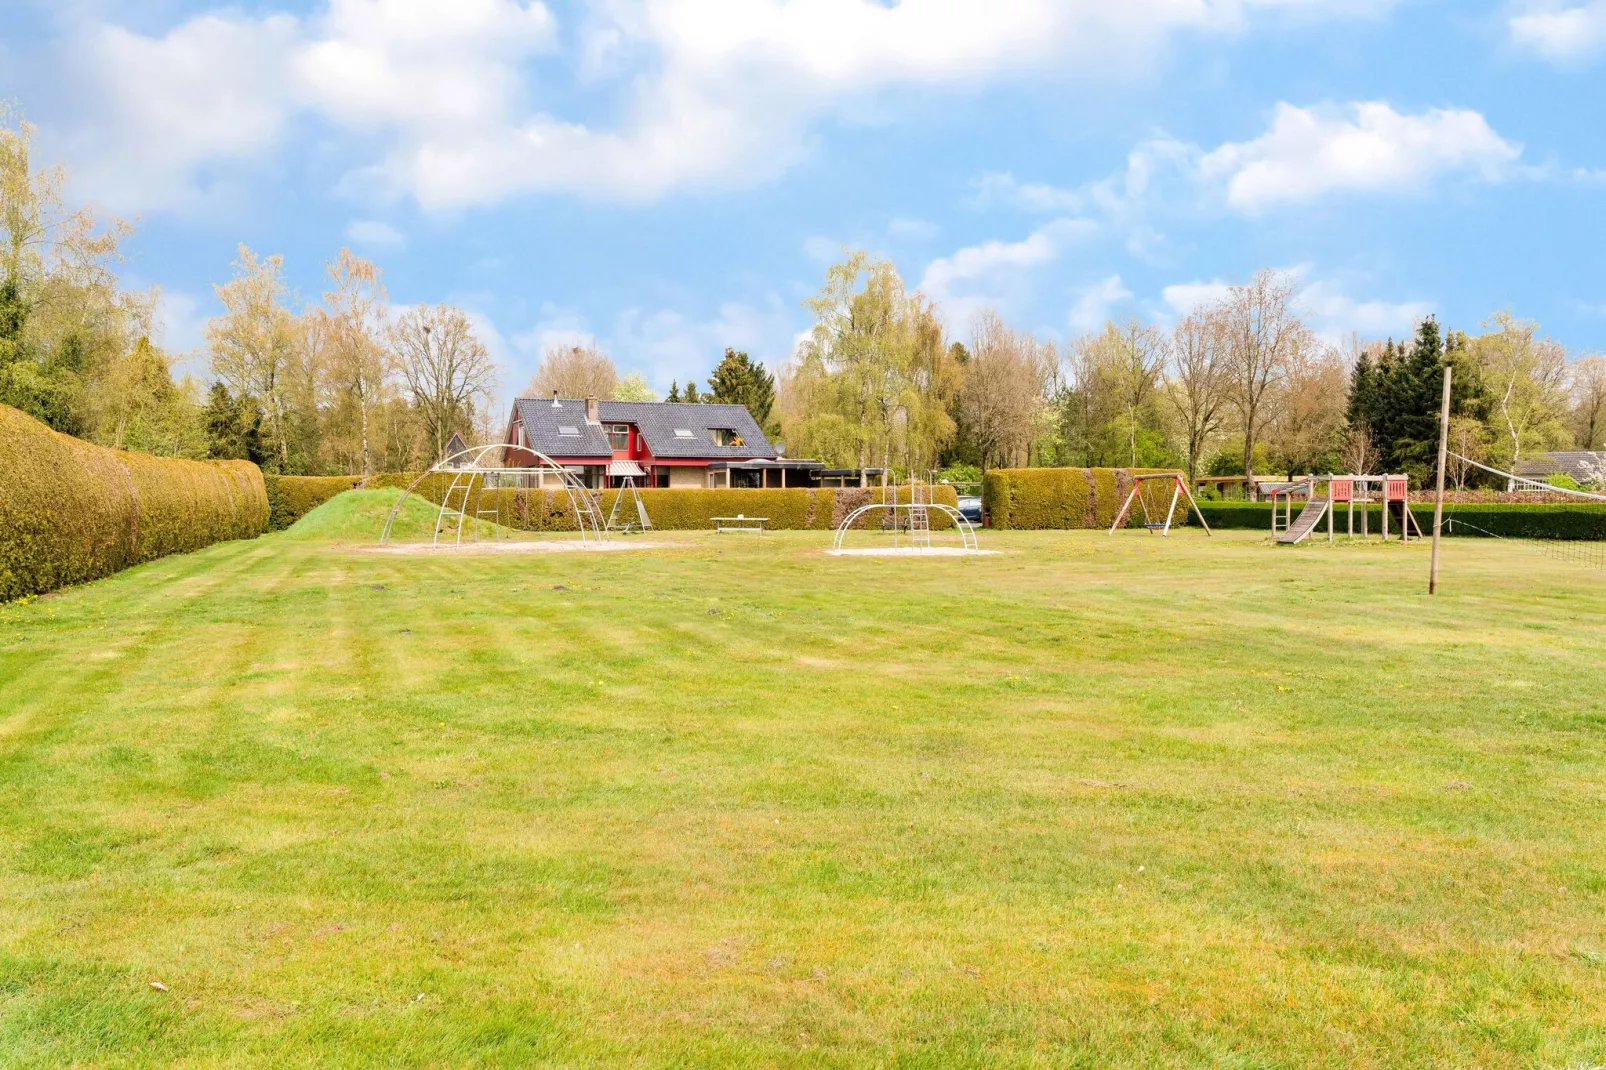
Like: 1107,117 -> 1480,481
710,428 -> 743,447
606,423 -> 631,451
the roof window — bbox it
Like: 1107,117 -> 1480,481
558,425 -> 580,436
673,428 -> 695,439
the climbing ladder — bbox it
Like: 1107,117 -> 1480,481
1277,497 -> 1331,544
434,471 -> 475,547
907,480 -> 932,549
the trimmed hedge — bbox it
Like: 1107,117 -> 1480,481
1,402 -> 267,601
983,467 -> 1190,530
1197,501 -> 1606,539
368,475 -> 957,533
265,475 -> 365,531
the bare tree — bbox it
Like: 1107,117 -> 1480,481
1445,415 -> 1488,490
1220,269 -> 1305,493
1108,317 -> 1167,467
391,305 -> 496,462
1570,354 -> 1606,450
1265,338 -> 1347,477
1339,426 -> 1377,477
960,308 -> 1046,471
527,342 -> 617,400
313,249 -> 388,476
1165,312 -> 1227,481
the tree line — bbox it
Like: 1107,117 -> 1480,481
778,253 -> 1606,491
6,108 -> 1601,485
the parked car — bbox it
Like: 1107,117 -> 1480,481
957,495 -> 984,525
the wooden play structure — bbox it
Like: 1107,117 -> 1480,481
1270,474 -> 1424,544
1109,472 -> 1212,537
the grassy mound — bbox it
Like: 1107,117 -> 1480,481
276,488 -> 438,543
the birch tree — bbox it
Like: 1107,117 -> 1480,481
314,249 -> 389,475
1468,311 -> 1569,476
206,246 -> 301,470
1220,270 -> 1305,490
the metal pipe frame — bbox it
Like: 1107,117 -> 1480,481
831,503 -> 980,551
380,443 -> 605,547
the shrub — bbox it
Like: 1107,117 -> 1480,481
0,403 -> 267,601
265,475 -> 365,531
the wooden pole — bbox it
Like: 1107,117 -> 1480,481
1429,365 -> 1453,594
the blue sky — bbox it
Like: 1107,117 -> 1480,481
2,0 -> 1603,399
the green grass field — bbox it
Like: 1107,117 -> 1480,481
2,490 -> 1604,1068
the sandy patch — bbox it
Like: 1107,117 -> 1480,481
824,547 -> 999,557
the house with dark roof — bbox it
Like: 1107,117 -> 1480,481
504,394 -> 849,489
1514,451 -> 1606,486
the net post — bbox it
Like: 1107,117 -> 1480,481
1430,364 -> 1452,595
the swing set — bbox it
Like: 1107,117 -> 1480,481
1108,472 -> 1213,537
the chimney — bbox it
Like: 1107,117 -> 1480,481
585,396 -> 600,424
550,390 -> 561,408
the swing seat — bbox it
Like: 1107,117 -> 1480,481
1143,523 -> 1167,529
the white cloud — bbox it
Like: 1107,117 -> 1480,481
58,0 -> 1400,213
1199,102 -> 1521,210
1068,275 -> 1134,332
65,14 -> 299,212
1510,2 -> 1606,63
920,217 -> 1096,327
345,219 -> 405,246
153,289 -> 211,374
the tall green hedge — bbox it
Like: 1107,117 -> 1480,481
265,475 -> 365,531
983,467 -> 1186,530
367,475 -> 957,534
1,403 -> 267,601
1199,501 -> 1606,539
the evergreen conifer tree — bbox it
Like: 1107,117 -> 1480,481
706,348 -> 777,432
666,381 -> 681,403
682,379 -> 702,404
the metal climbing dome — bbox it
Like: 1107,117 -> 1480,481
380,443 -> 606,548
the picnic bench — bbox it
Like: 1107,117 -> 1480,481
713,515 -> 768,534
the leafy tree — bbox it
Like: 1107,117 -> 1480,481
314,249 -> 390,475
782,251 -> 959,472
706,348 -> 776,432
614,371 -> 657,402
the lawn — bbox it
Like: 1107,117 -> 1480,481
2,490 -> 1604,1068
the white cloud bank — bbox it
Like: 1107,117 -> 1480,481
1510,2 -> 1606,63
1199,102 -> 1521,210
983,101 -> 1521,225
57,0 -> 1398,213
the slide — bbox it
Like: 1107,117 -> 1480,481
1278,498 -> 1331,544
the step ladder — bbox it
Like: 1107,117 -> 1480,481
1278,497 -> 1331,544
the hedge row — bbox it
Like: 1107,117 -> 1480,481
369,474 -> 959,533
1,403 -> 267,601
1197,501 -> 1606,539
982,467 -> 1190,530
265,475 -> 365,531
